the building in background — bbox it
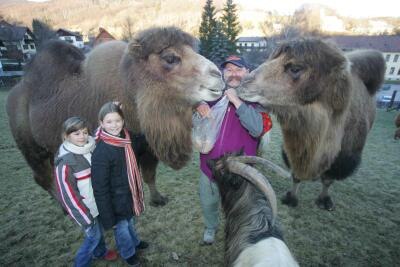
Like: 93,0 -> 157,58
56,28 -> 84,48
93,27 -> 115,47
0,20 -> 36,62
236,37 -> 267,52
329,35 -> 400,81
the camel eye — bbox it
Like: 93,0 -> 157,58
285,63 -> 303,80
162,54 -> 181,65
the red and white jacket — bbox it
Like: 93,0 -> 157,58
54,139 -> 98,228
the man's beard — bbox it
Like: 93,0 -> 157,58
226,76 -> 242,88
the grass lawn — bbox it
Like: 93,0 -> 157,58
0,88 -> 399,266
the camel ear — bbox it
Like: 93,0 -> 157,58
128,39 -> 142,58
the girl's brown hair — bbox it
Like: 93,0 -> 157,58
98,102 -> 124,122
61,117 -> 89,139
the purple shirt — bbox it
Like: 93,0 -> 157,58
200,102 -> 260,180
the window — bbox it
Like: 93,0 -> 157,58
386,54 -> 391,61
23,44 -> 28,50
389,67 -> 395,75
397,68 -> 400,75
394,55 -> 399,62
30,44 -> 35,49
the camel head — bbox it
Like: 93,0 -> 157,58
120,27 -> 224,169
123,26 -> 224,106
238,38 -> 348,109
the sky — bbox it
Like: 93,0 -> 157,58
236,0 -> 399,18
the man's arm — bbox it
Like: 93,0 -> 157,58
236,104 -> 264,137
225,88 -> 264,137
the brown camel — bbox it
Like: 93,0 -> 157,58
6,26 -> 224,206
238,38 -> 385,210
395,113 -> 400,140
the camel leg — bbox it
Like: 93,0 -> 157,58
395,127 -> 400,140
138,151 -> 168,207
16,139 -> 55,193
281,175 -> 301,207
315,177 -> 335,211
7,86 -> 55,196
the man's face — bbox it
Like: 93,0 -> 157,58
223,63 -> 249,88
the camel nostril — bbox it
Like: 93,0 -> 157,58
210,69 -> 222,78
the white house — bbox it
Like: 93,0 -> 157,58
236,37 -> 267,52
329,35 -> 400,81
0,20 -> 36,62
56,28 -> 84,49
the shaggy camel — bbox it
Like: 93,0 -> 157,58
238,38 -> 385,210
6,27 -> 224,205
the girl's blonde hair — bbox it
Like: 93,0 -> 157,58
61,117 -> 89,140
98,102 -> 124,121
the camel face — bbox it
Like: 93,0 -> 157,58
176,45 -> 224,104
132,44 -> 224,105
238,39 -> 346,108
238,55 -> 303,107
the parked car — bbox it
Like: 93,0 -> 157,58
377,95 -> 393,108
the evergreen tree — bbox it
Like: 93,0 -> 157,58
199,0 -> 217,59
221,0 -> 241,54
209,21 -> 229,66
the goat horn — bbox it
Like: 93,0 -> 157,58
233,156 -> 291,179
226,159 -> 277,226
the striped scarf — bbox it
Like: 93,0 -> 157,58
96,128 -> 145,216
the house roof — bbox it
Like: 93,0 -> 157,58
0,20 -> 13,27
328,35 -> 400,53
56,28 -> 82,37
94,27 -> 115,46
236,37 -> 266,42
0,25 -> 30,42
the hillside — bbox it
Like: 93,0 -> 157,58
0,0 -> 208,39
1,0 -> 399,40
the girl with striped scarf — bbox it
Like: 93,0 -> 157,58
91,102 -> 148,267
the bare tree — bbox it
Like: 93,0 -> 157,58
121,17 -> 135,42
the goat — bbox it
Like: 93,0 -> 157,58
208,153 -> 298,267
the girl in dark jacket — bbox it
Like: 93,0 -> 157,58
91,102 -> 148,267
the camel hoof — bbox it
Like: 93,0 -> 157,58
315,196 -> 335,211
149,195 -> 169,207
281,192 -> 298,207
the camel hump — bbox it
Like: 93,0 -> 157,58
21,40 -> 85,101
25,40 -> 84,76
347,50 -> 385,95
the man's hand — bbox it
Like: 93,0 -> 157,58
196,103 -> 211,118
225,88 -> 243,109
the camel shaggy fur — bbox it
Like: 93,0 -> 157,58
238,38 -> 385,210
395,113 -> 400,140
6,26 -> 224,205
